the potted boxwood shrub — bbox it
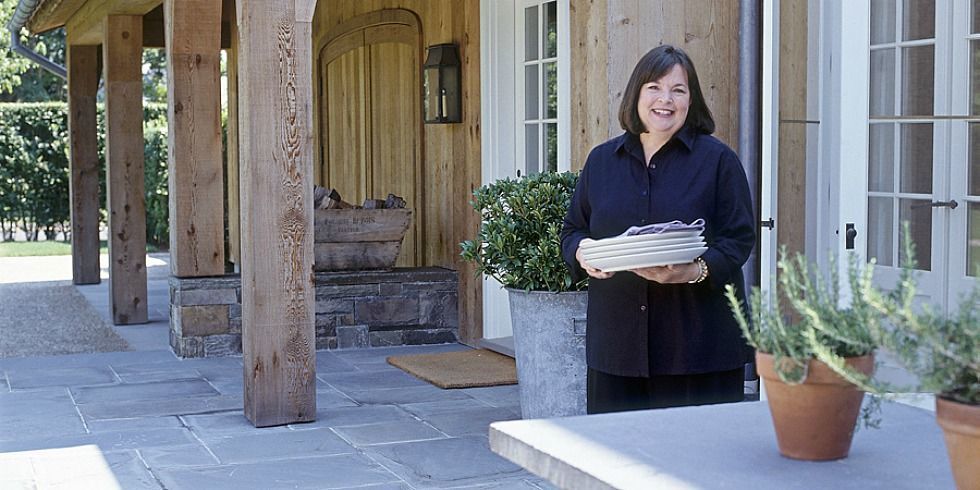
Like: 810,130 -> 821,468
460,171 -> 587,419
726,250 -> 881,461
860,242 -> 979,489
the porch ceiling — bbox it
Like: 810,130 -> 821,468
22,0 -> 162,43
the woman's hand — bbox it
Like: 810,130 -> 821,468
576,239 -> 615,279
630,262 -> 700,284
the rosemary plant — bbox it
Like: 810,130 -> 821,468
859,235 -> 980,406
460,171 -> 586,292
725,249 -> 880,390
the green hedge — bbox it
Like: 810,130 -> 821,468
0,102 -> 169,246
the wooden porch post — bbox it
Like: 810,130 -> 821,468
236,0 -> 317,427
103,15 -> 148,324
164,0 -> 225,277
67,45 -> 101,285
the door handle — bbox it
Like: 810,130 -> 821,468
845,223 -> 857,250
911,200 -> 959,209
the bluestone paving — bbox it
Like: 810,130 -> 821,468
4,259 -> 542,488
459,385 -> 522,408
154,453 -> 402,489
5,365 -> 117,390
0,389 -> 87,441
86,415 -> 183,433
332,419 -> 448,446
362,436 -> 526,488
71,379 -> 219,404
319,368 -> 431,391
345,385 -> 474,405
138,442 -> 221,468
201,427 -> 354,464
421,406 -> 522,438
77,393 -> 242,420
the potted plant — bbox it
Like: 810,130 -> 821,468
859,239 -> 979,489
460,171 -> 587,419
725,250 -> 881,461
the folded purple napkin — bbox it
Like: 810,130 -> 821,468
620,218 -> 705,237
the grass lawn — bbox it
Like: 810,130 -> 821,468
0,241 -> 160,257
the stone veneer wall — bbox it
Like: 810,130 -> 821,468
170,267 -> 459,357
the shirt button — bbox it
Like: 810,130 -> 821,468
640,305 -> 647,311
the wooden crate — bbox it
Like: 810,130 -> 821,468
313,209 -> 412,271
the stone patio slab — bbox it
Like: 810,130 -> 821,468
332,419 -> 447,446
291,404 -> 415,430
362,436 -> 525,488
87,416 -> 183,433
101,450 -> 165,489
315,351 -> 359,374
316,387 -> 360,409
77,393 -> 242,420
154,453 -> 401,490
318,369 -> 430,392
421,406 -> 521,438
0,427 -> 198,453
110,362 -> 202,383
71,379 -> 219,404
4,366 -> 117,389
342,385 -> 473,405
459,385 -> 522,408
201,427 -> 355,464
399,398 -> 496,418
180,412 -> 292,437
0,349 -> 177,371
0,389 -> 87,441
139,443 -> 220,468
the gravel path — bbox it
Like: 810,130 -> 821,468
0,281 -> 129,358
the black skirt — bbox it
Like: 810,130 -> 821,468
587,367 -> 743,415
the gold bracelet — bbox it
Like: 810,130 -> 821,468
688,257 -> 709,284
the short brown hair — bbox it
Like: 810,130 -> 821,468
618,45 -> 715,136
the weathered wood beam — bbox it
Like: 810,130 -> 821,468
164,0 -> 225,277
66,0 -> 161,45
103,15 -> 148,325
236,0 -> 316,427
224,0 -> 241,265
67,44 -> 102,285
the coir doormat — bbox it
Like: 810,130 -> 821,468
387,349 -> 518,389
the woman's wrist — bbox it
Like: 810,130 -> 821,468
687,257 -> 709,284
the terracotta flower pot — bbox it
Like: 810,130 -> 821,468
936,396 -> 980,489
756,352 -> 874,461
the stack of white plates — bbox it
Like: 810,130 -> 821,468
581,229 -> 706,272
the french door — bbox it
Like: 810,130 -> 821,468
856,0 -> 980,312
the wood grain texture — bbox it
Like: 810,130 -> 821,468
313,209 -> 411,242
570,0 -> 609,171
777,0 -> 809,256
237,0 -> 316,428
225,0 -> 241,265
66,0 -> 162,45
103,15 -> 148,325
165,0 -> 225,277
67,44 -> 102,285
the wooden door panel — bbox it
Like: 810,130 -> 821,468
371,41 -> 419,266
323,47 -> 370,205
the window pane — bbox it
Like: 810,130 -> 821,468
970,202 -> 980,276
974,0 -> 980,33
902,45 -> 934,116
545,123 -> 557,173
544,62 -> 557,119
525,6 -> 539,61
902,0 -> 934,40
972,40 -> 980,115
525,64 -> 539,120
545,1 -> 558,59
871,0 -> 896,44
870,49 -> 896,116
869,123 -> 895,192
868,197 -> 895,266
899,198 -> 932,270
900,123 -> 933,194
526,124 -> 540,175
971,123 -> 980,196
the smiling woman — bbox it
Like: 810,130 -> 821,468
560,44 -> 755,415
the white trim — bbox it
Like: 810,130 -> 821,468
557,0 -> 570,172
760,0 -> 779,303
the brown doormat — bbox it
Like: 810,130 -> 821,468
387,349 -> 518,389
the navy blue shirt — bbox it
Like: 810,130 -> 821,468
560,127 -> 756,377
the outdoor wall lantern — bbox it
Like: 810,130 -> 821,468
423,43 -> 462,124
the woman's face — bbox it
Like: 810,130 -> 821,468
636,64 -> 690,138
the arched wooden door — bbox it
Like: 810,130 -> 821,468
319,16 -> 423,266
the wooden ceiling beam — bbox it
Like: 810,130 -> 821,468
65,0 -> 162,46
